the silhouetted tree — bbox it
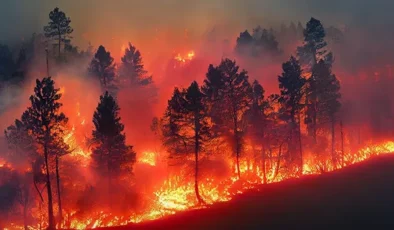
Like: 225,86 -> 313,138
119,42 -> 152,86
257,29 -> 281,56
4,119 -> 37,230
297,17 -> 332,71
235,30 -> 254,55
202,59 -> 252,179
43,7 -> 73,59
162,82 -> 211,203
245,80 -> 270,183
278,56 -> 306,173
21,77 -> 69,229
88,46 -> 117,94
309,60 -> 341,167
91,91 -> 136,189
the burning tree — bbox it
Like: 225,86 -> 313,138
310,60 -> 341,168
21,77 -> 69,229
91,91 -> 136,191
88,45 -> 117,94
278,56 -> 306,173
161,82 -> 212,204
43,7 -> 73,59
244,80 -> 270,183
202,59 -> 253,179
4,119 -> 37,230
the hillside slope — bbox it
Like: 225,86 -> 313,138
103,155 -> 394,230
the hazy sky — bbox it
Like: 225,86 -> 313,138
1,0 -> 393,56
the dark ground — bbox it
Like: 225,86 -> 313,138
101,155 -> 394,230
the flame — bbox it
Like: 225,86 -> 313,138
138,151 -> 157,166
174,50 -> 195,63
6,93 -> 394,229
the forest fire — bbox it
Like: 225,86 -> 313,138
1,4 -> 394,230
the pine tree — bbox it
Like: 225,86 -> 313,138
311,60 -> 341,167
21,77 -> 69,229
297,17 -> 332,71
4,119 -> 37,230
278,56 -> 306,173
245,80 -> 270,183
235,30 -> 254,56
88,46 -> 117,94
43,7 -> 73,59
91,91 -> 136,188
119,42 -> 152,86
202,59 -> 253,179
161,82 -> 211,203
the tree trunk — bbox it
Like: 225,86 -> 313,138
234,123 -> 241,180
58,34 -> 61,59
194,114 -> 203,204
313,106 -> 317,144
23,183 -> 29,230
331,119 -> 336,170
340,121 -> 344,167
273,144 -> 283,181
262,145 -> 267,184
55,155 -> 63,226
298,112 -> 303,175
44,145 -> 55,229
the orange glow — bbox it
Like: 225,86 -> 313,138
174,50 -> 195,63
138,151 -> 157,166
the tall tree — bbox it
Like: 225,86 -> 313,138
4,119 -> 37,230
162,82 -> 211,203
297,17 -> 332,71
44,7 -> 73,59
91,91 -> 136,189
278,56 -> 306,173
202,59 -> 252,179
88,46 -> 117,94
21,77 -> 69,229
245,80 -> 270,183
311,60 -> 341,167
119,42 -> 152,86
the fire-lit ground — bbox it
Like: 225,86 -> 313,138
101,153 -> 394,230
4,135 -> 393,229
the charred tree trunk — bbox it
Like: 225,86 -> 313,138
194,113 -> 203,204
340,121 -> 344,167
44,144 -> 55,229
58,33 -> 61,59
55,155 -> 63,225
23,182 -> 29,230
298,112 -> 303,175
262,144 -> 267,184
331,119 -> 336,170
273,143 -> 283,181
234,121 -> 241,180
312,106 -> 317,144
